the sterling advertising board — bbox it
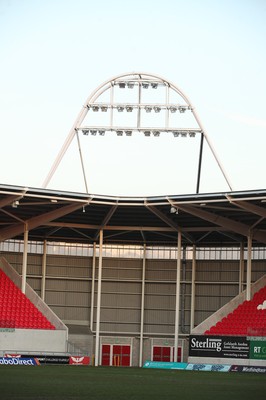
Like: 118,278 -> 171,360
189,335 -> 250,359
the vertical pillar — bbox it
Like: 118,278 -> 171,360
190,245 -> 196,332
246,234 -> 252,301
174,231 -> 182,362
139,244 -> 146,367
21,225 -> 28,294
95,230 -> 103,367
41,240 -> 47,301
90,242 -> 96,331
239,242 -> 244,294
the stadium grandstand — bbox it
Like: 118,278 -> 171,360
0,73 -> 265,368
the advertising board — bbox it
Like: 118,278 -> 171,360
186,363 -> 231,372
0,357 -> 39,366
249,340 -> 266,360
189,335 -> 250,359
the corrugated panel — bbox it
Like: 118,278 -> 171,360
100,308 -> 140,323
101,281 -> 142,294
101,293 -> 140,308
27,277 -> 41,291
145,283 -> 175,295
144,295 -> 175,310
45,279 -> 90,292
144,309 -> 175,324
101,266 -> 142,280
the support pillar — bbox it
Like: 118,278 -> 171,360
90,242 -> 96,332
41,240 -> 47,301
174,231 -> 181,362
139,244 -> 146,368
21,225 -> 28,294
95,231 -> 103,367
190,245 -> 196,332
246,234 -> 252,301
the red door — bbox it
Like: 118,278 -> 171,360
153,346 -> 171,362
101,344 -> 111,366
113,345 -> 131,366
152,346 -> 182,362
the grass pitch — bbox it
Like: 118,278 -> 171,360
0,365 -> 265,400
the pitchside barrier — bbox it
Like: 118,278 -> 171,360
4,354 -> 90,365
143,360 -> 266,373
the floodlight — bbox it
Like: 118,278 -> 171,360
189,131 -> 196,137
154,106 -> 161,113
125,130 -> 132,136
90,130 -> 97,135
126,106 -> 133,112
92,106 -> 99,112
145,106 -> 152,113
180,131 -> 187,137
116,130 -> 123,136
172,131 -> 180,137
98,130 -> 105,136
117,106 -> 124,112
101,106 -> 108,112
151,82 -> 158,89
179,106 -> 186,113
153,130 -> 160,137
170,206 -> 178,214
118,82 -> 126,88
82,130 -> 89,135
142,82 -> 149,89
169,106 -> 177,113
144,130 -> 151,137
127,82 -> 134,89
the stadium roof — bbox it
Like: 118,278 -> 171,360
1,184 -> 266,248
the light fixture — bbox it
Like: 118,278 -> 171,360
125,130 -> 132,136
179,106 -> 186,113
126,106 -> 133,112
170,206 -> 178,214
144,130 -> 151,137
144,106 -> 152,113
142,82 -> 149,89
153,130 -> 160,137
98,130 -> 105,136
101,106 -> 108,112
169,106 -> 177,113
82,130 -> 89,135
12,200 -> 19,208
92,106 -> 99,112
181,131 -> 187,137
151,82 -> 158,89
83,206 -> 85,213
172,131 -> 180,137
127,82 -> 134,89
90,130 -> 97,135
116,130 -> 123,136
154,106 -> 161,113
118,82 -> 126,88
189,131 -> 196,137
117,106 -> 124,112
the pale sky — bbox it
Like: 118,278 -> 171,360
0,0 -> 266,196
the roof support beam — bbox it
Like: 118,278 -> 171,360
0,203 -> 84,242
177,204 -> 266,245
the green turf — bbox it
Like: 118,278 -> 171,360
0,366 -> 265,400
